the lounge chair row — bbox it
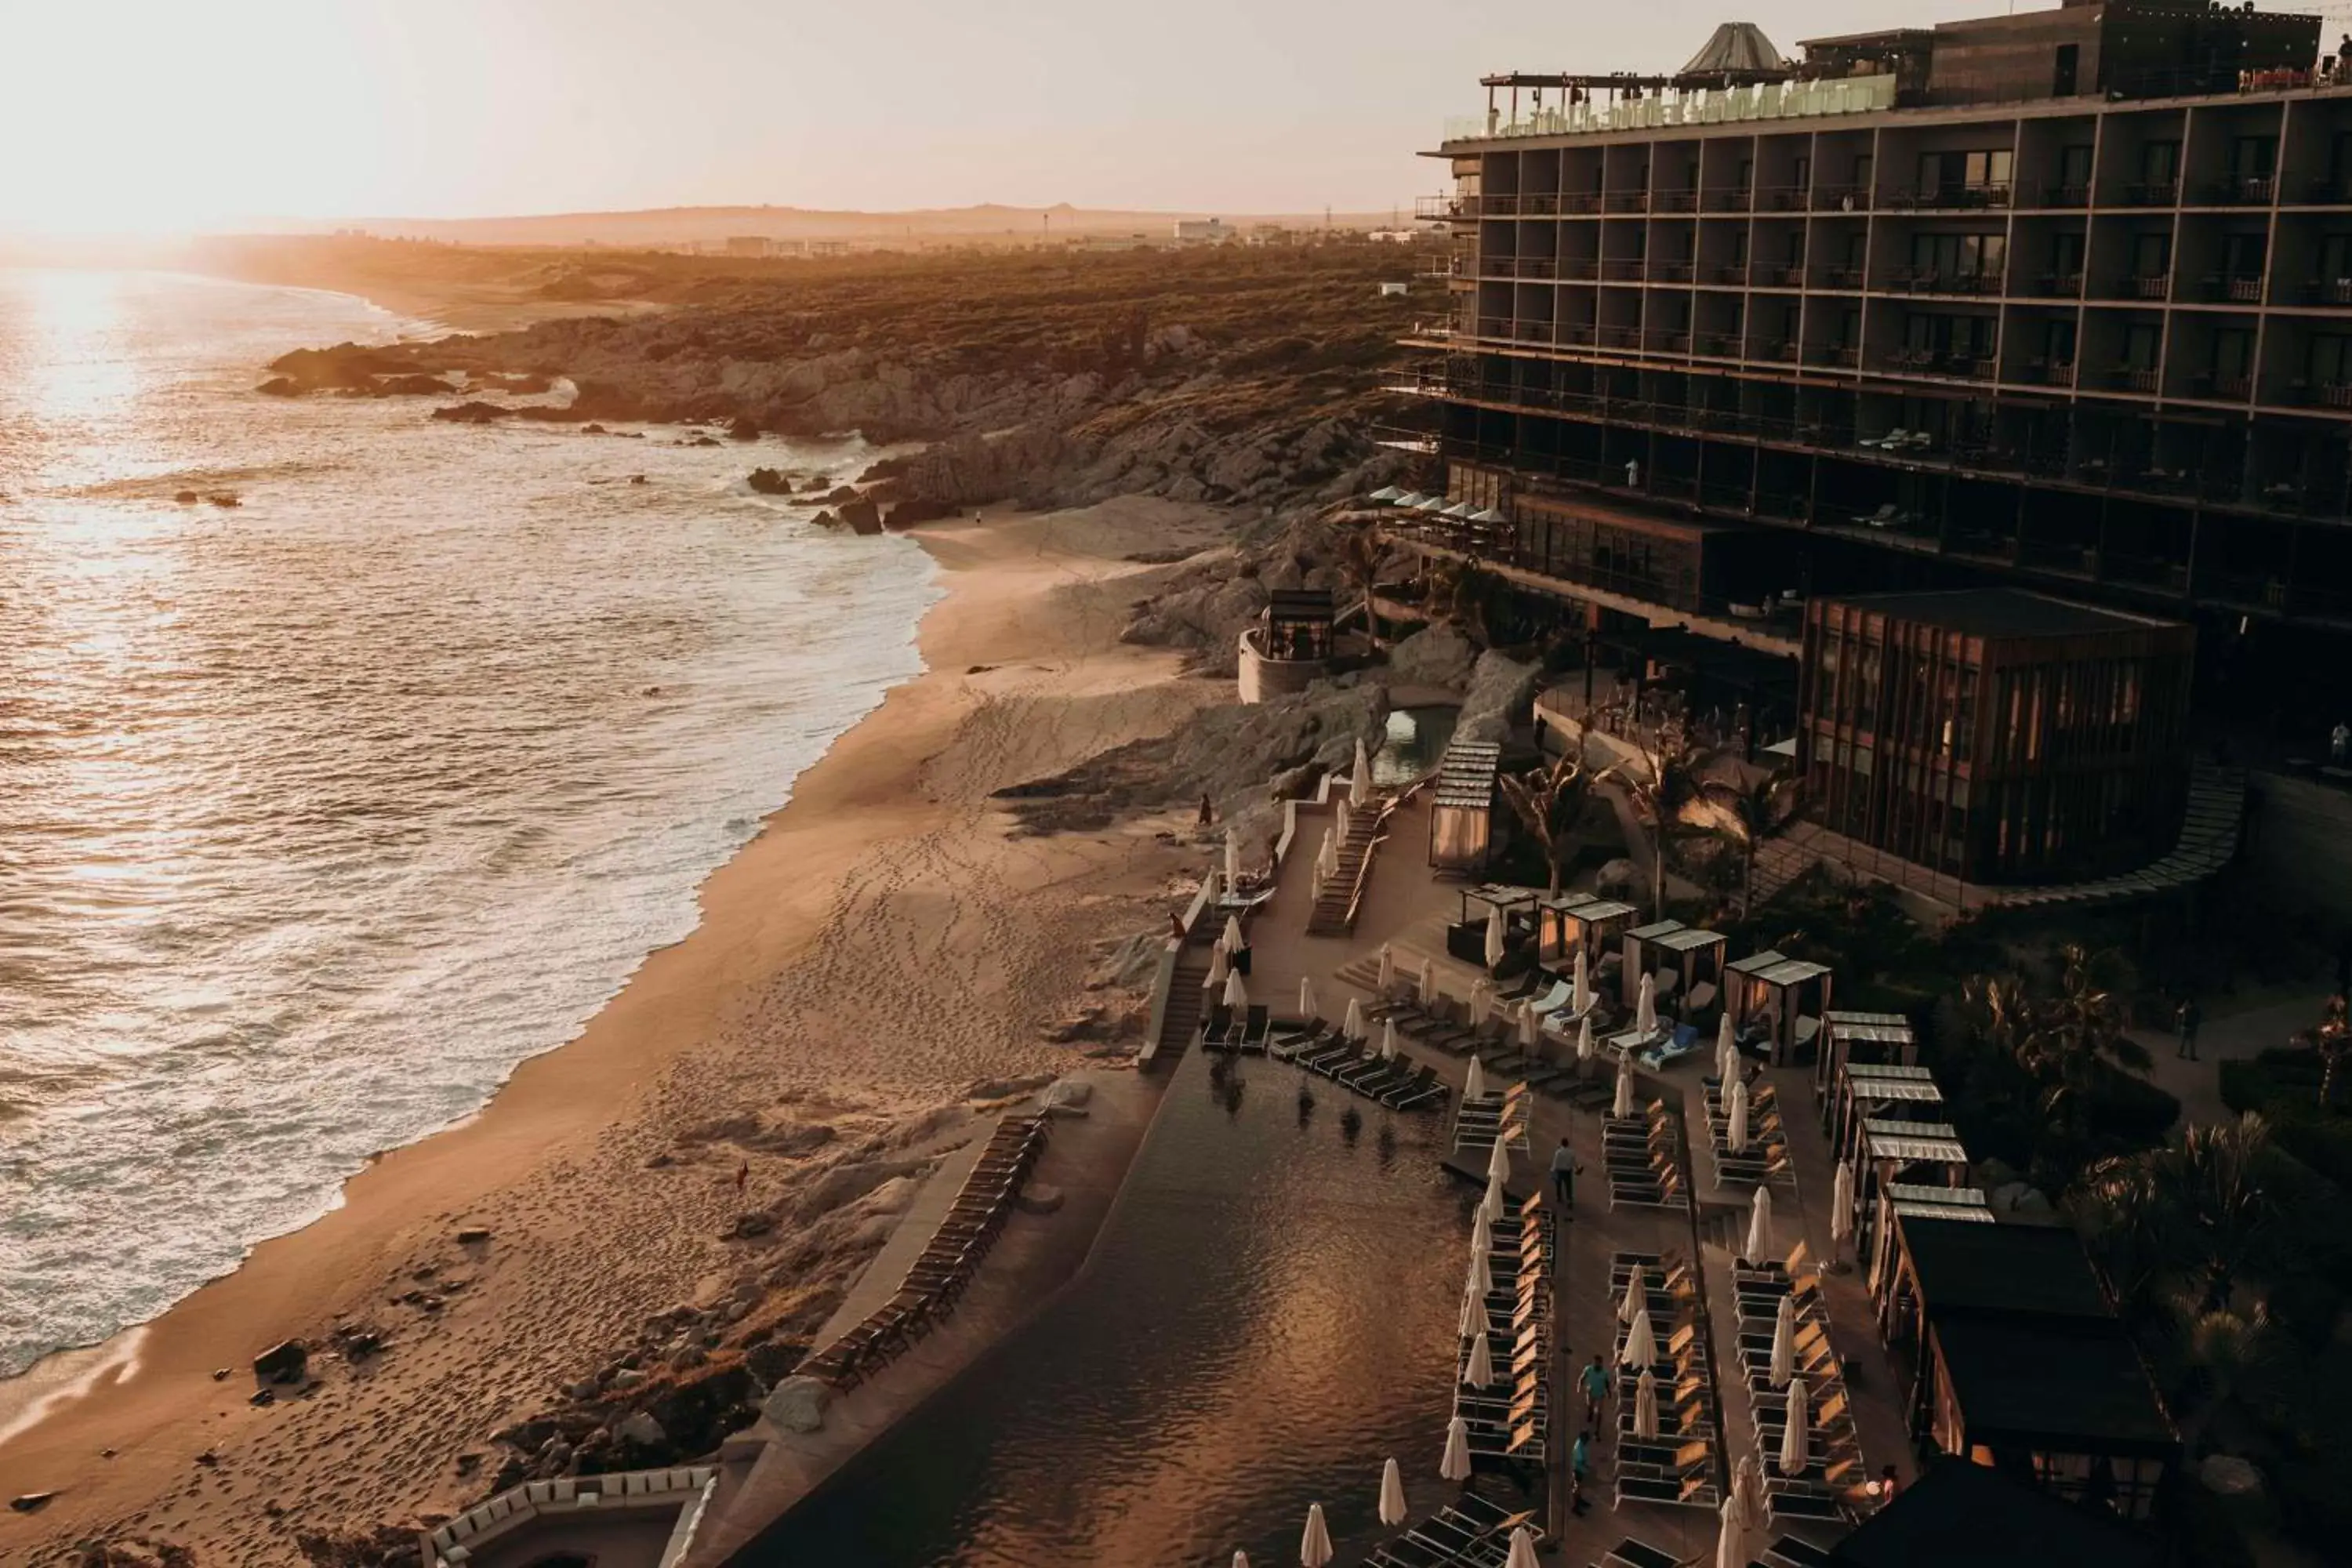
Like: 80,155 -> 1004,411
1270,1018 -> 1448,1110
1377,990 -> 1611,1105
1363,1494 -> 1544,1568
1451,1080 -> 1531,1158
1462,1189 -> 1555,1474
1200,1002 -> 1272,1054
794,1113 -> 1049,1392
1602,1101 -> 1690,1213
1702,1073 -> 1795,1189
1734,1251 -> 1864,1526
1608,1248 -> 1723,1512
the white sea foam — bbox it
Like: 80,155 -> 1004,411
0,269 -> 938,1377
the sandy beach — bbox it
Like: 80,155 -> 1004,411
0,495 -> 1235,1566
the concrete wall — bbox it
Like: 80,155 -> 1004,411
1236,627 -> 1330,704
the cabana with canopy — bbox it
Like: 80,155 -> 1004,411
1541,894 -> 1638,976
1829,1062 -> 1944,1168
1724,953 -> 1833,1065
1816,1009 -> 1917,1102
1640,924 -> 1728,1021
1852,1117 -> 1969,1266
1861,1181 -> 1992,1293
1427,738 -> 1503,876
1446,884 -> 1540,969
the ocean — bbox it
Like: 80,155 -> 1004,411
0,268 -> 938,1380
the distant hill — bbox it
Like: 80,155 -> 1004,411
247,203 -> 1407,249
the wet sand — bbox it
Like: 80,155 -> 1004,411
0,497 -> 1236,1566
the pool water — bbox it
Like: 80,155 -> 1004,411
739,1051 -> 1490,1566
1375,705 -> 1461,787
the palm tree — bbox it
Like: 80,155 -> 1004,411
1602,724 -> 1712,920
2301,992 -> 2350,1111
1498,754 -> 1594,895
1330,522 -> 1394,648
1425,556 -> 1500,648
2078,1112 -> 2273,1318
2171,1303 -> 2274,1460
1967,945 -> 2154,1156
1699,768 -> 1802,912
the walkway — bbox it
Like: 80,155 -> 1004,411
2129,987 -> 2335,1133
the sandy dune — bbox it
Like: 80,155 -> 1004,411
0,497 -> 1232,1566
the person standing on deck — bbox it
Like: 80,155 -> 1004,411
1550,1134 -> 1579,1212
1580,1353 -> 1610,1423
2176,996 -> 2202,1062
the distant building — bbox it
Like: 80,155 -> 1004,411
1380,281 -> 1411,297
1173,218 -> 1230,245
1366,228 -> 1421,243
724,236 -> 774,258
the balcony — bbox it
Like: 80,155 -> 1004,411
2103,554 -> 2191,593
1486,256 -> 1562,281
1414,194 -> 1483,221
1563,192 -> 1604,216
1709,263 -> 1749,287
2107,365 -> 2161,393
1755,263 -> 1804,289
1656,188 -> 1700,214
2298,380 -> 2352,409
1748,338 -> 1801,363
2018,539 -> 2101,577
1888,267 -> 2002,297
2028,271 -> 2084,299
1704,187 -> 1754,213
1757,185 -> 1809,212
2022,358 -> 2077,388
1604,191 -> 1650,215
1813,186 -> 1872,212
1596,325 -> 1643,350
2039,182 -> 2091,209
1807,343 -> 1862,368
2198,274 -> 2263,304
1815,265 -> 1866,291
2119,274 -> 2171,301
1694,332 -> 1740,358
1559,258 -> 1600,281
1887,348 -> 1997,381
1521,193 -> 1563,216
1887,183 -> 2010,212
2118,180 -> 2180,207
2300,278 -> 2352,307
1648,260 -> 1696,284
1644,329 -> 1693,354
2190,368 -> 2253,398
2198,175 -> 2277,206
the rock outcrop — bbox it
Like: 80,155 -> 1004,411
1456,651 -> 1542,746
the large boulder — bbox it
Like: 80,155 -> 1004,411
762,1376 -> 829,1434
615,1410 -> 668,1449
1455,651 -> 1542,745
1384,622 -> 1477,692
252,1341 -> 308,1385
838,499 -> 883,535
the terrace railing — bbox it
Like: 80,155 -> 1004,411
1439,74 -> 1896,144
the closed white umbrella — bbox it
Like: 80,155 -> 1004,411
1636,972 -> 1657,1035
1317,827 -> 1338,880
1351,737 -> 1373,808
1745,1185 -> 1773,1265
1380,1018 -> 1399,1061
1223,913 -> 1246,952
1225,969 -> 1248,1010
1479,1160 -> 1506,1221
1465,1055 -> 1488,1101
1377,942 -> 1395,991
1468,1243 -> 1493,1299
1467,1328 -> 1495,1386
1769,1294 -> 1796,1388
1472,1204 -> 1493,1257
1572,947 -> 1591,1015
1236,1554 -> 1251,1568
1726,1076 -> 1751,1154
1301,1502 -> 1334,1568
1621,1305 -> 1657,1367
1831,1160 -> 1856,1251
1504,1526 -> 1540,1568
1483,906 -> 1506,969
1715,1497 -> 1743,1568
1298,975 -> 1319,1021
1439,1415 -> 1472,1481
1717,1011 -> 1739,1080
1344,996 -> 1366,1043
1634,1368 -> 1660,1439
1418,954 -> 1437,1000
1613,1057 -> 1635,1118
1778,1377 -> 1811,1475
1457,1284 -> 1479,1338
1468,978 -> 1491,1018
1730,1455 -> 1766,1529
1619,1262 -> 1646,1323
1378,1457 -> 1408,1528
1486,1131 -> 1512,1182
1577,1014 -> 1595,1064
1207,946 -> 1230,987
1519,1000 -> 1541,1051
1225,829 -> 1241,895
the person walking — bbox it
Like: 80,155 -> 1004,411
1569,1429 -> 1593,1515
2176,996 -> 2203,1062
2332,720 -> 2350,765
1580,1352 -> 1610,1424
1550,1134 -> 1580,1211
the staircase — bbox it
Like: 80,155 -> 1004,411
1152,942 -> 1215,1064
1748,836 -> 1823,909
1306,800 -> 1388,937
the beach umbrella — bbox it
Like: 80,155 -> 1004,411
1301,1502 -> 1334,1568
1778,1377 -> 1811,1475
1572,947 -> 1591,1015
1457,1283 -> 1479,1338
1468,978 -> 1491,1018
1207,946 -> 1230,987
1745,1185 -> 1773,1265
1370,485 -> 1406,503
1472,1202 -> 1493,1256
1317,827 -> 1338,880
1467,1243 -> 1493,1299
1730,1456 -> 1766,1530
1223,913 -> 1246,952
1577,1014 -> 1596,1065
1716,1012 -> 1738,1080
1715,1498 -> 1743,1568
1486,1131 -> 1512,1182
1351,737 -> 1373,808
1395,492 -> 1432,510
1769,1294 -> 1795,1388
1619,1262 -> 1646,1323
1378,1457 -> 1408,1527
1634,1368 -> 1660,1439
1612,1057 -> 1635,1118
1439,1415 -> 1472,1482
1225,969 -> 1248,1011
1443,500 -> 1478,519
1636,972 -> 1657,1036
1344,996 -> 1366,1043
1418,954 -> 1436,1000
1831,1160 -> 1856,1250
1483,906 -> 1505,970
1465,1055 -> 1488,1101
1479,1161 -> 1506,1222
1235,1555 -> 1250,1568
1336,798 -> 1352,840
1377,942 -> 1395,991
1380,1018 -> 1399,1062
1621,1305 -> 1657,1367
1225,829 -> 1241,895
1504,1526 -> 1540,1568
1298,975 -> 1318,1021
1466,1328 -> 1495,1387
1726,1076 -> 1751,1154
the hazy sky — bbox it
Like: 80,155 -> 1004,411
5,0 -> 2013,232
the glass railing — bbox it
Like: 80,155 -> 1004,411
1441,74 -> 1896,143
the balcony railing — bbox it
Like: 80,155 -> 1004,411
1758,185 -> 1809,212
1604,192 -> 1650,214
2039,182 -> 2091,208
1755,263 -> 1805,289
1816,265 -> 1866,291
2124,274 -> 2172,301
2302,277 -> 2352,307
1889,267 -> 2002,296
1813,186 -> 1872,212
2303,380 -> 2352,409
1704,188 -> 1754,213
1646,329 -> 1693,354
1437,72 -> 1896,145
1808,343 -> 1862,368
1888,183 -> 2010,211
1600,259 -> 1646,281
2198,175 -> 2277,205
1656,188 -> 1700,214
2108,366 -> 2161,393
1695,332 -> 1741,358
1712,263 -> 1749,286
1521,193 -> 1563,216
1563,192 -> 1604,215
1748,338 -> 1802,363
2024,358 -> 2077,388
1648,260 -> 1696,284
2191,370 -> 2254,400
1415,194 -> 1482,221
2118,180 -> 2180,206
2199,274 -> 2263,304
1887,348 -> 1997,380
1559,258 -> 1600,281
2030,271 -> 2085,299
1597,325 -> 1643,350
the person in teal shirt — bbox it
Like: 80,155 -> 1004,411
1580,1352 -> 1610,1420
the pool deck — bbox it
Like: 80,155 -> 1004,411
1242,787 -> 1915,1566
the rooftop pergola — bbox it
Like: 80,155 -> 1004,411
1817,1008 -> 1916,1100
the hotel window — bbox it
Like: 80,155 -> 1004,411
2141,140 -> 2180,187
2059,143 -> 2093,191
2050,229 -> 2085,279
2124,322 -> 2161,372
2321,234 -> 2352,286
2223,231 -> 2267,280
2131,232 -> 2170,280
2308,333 -> 2352,388
2230,136 -> 2278,187
2043,318 -> 2078,365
